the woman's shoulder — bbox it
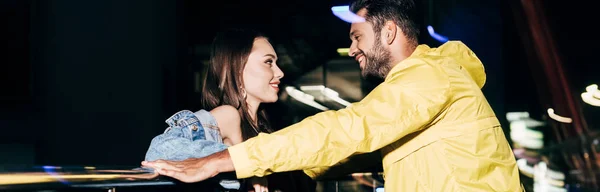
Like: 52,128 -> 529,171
210,105 -> 239,116
209,105 -> 242,144
208,105 -> 241,128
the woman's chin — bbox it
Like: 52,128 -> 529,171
262,96 -> 279,104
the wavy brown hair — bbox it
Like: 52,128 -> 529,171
200,28 -> 273,140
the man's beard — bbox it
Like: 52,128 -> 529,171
360,36 -> 392,79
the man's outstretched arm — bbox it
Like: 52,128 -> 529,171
143,60 -> 451,182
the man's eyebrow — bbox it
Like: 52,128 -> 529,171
349,30 -> 357,39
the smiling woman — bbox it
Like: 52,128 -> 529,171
201,28 -> 284,141
144,28 -> 284,191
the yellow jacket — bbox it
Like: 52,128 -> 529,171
229,41 -> 523,191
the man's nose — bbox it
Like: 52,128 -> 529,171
349,41 -> 358,57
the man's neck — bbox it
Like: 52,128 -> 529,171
384,44 -> 418,79
389,45 -> 417,69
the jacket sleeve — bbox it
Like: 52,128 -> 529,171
302,151 -> 382,179
228,60 -> 452,178
144,126 -> 229,161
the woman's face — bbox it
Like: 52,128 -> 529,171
242,37 -> 284,107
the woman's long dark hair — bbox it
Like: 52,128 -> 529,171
201,28 -> 314,192
200,28 -> 273,140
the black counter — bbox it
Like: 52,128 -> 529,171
0,165 -> 235,192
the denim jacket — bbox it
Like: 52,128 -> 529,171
144,109 -> 240,190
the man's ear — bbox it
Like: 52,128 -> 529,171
384,20 -> 397,45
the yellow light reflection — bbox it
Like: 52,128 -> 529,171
337,48 -> 349,56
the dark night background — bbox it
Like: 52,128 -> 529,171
0,1 -> 598,188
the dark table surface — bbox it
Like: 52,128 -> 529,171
0,165 -> 234,192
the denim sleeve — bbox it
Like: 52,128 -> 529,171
144,126 -> 229,161
144,110 -> 240,190
144,110 -> 229,161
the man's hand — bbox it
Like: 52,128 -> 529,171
141,150 -> 235,183
250,177 -> 268,192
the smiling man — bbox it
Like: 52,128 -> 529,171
142,0 -> 523,191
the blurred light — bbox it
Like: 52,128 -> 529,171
375,187 -> 385,192
510,121 -> 543,140
506,111 -> 545,127
285,86 -> 329,111
507,112 -> 545,150
331,6 -> 348,12
534,161 -> 566,191
42,166 -> 61,169
585,84 -> 600,97
43,165 -> 69,184
547,108 -> 572,123
300,85 -> 352,107
516,159 -> 534,178
337,48 -> 350,56
582,92 -> 600,106
546,167 -> 566,181
331,5 -> 365,23
506,112 -> 530,122
511,138 -> 543,149
581,84 -> 600,107
427,25 -> 449,43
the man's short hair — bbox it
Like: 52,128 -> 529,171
350,0 -> 420,45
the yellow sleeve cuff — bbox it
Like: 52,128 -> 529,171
228,143 -> 254,179
303,169 -> 318,179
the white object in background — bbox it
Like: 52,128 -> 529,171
581,84 -> 600,107
285,86 -> 329,111
533,161 -> 566,192
300,85 -> 353,107
506,111 -> 530,122
509,120 -> 544,149
547,108 -> 573,123
517,158 -> 535,178
331,5 -> 366,23
506,112 -> 545,127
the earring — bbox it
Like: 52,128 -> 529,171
241,88 -> 247,99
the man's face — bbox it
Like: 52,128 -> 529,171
349,9 -> 392,79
